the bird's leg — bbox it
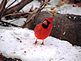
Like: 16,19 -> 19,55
34,39 -> 38,45
41,41 -> 44,45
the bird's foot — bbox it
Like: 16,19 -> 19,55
41,42 -> 44,45
34,41 -> 38,45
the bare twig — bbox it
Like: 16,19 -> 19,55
0,0 -> 7,20
0,0 -> 7,12
22,1 -> 48,28
4,12 -> 30,19
6,0 -> 17,9
4,0 -> 32,15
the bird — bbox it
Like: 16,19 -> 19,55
34,17 -> 54,45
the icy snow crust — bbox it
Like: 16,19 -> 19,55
0,27 -> 81,61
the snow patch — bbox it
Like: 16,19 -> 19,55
57,4 -> 81,15
0,27 -> 81,61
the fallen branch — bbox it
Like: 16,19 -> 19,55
0,0 -> 7,20
22,2 -> 48,28
0,20 -> 20,27
4,12 -> 30,20
0,0 -> 7,12
4,0 -> 32,16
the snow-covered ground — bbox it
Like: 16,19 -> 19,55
22,0 -> 81,15
0,27 -> 81,61
0,0 -> 81,61
57,4 -> 81,15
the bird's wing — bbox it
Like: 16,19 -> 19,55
34,24 -> 42,33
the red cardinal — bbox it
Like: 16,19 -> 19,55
34,17 -> 54,45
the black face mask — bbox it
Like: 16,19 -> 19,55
42,20 -> 50,29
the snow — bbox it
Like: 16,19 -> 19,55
57,4 -> 81,15
6,0 -> 21,8
21,0 -> 81,15
0,0 -> 81,61
0,27 -> 81,61
21,0 -> 40,12
48,0 -> 81,15
1,0 -> 81,15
